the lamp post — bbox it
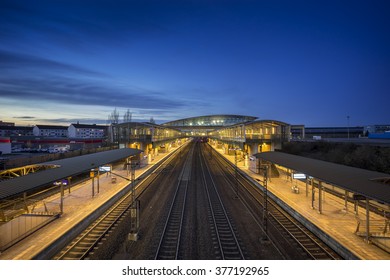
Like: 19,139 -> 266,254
234,149 -> 239,199
128,156 -> 139,241
347,116 -> 350,139
262,165 -> 269,241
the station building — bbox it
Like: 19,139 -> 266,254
111,122 -> 183,165
112,115 -> 291,165
208,119 -> 290,154
162,114 -> 257,137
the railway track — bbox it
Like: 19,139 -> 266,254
267,204 -> 340,259
200,146 -> 245,260
53,144 -> 189,260
154,144 -> 194,259
54,193 -> 134,260
207,144 -> 341,260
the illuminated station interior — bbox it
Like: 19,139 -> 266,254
112,114 -> 290,165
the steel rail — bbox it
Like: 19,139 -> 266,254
154,144 -> 194,259
209,144 -> 341,260
199,146 -> 245,260
54,144 -> 188,260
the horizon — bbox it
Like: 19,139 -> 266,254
0,114 -> 386,128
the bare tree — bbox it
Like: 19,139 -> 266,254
123,109 -> 132,123
108,108 -> 120,124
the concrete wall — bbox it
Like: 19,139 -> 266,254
0,213 -> 58,252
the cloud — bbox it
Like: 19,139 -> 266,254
0,50 -> 102,76
13,116 -> 36,119
0,50 -> 186,111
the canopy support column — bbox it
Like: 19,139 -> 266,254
97,168 -> 100,194
60,183 -> 64,214
311,182 -> 315,209
365,198 -> 370,243
318,181 -> 323,214
305,177 -> 309,197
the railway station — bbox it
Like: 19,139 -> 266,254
113,115 -> 290,165
0,115 -> 389,259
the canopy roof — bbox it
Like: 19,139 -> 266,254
0,148 -> 141,200
162,114 -> 257,127
255,151 -> 390,205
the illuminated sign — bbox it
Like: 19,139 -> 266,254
99,166 -> 111,172
293,173 -> 306,179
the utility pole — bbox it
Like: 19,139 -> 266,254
234,150 -> 239,199
60,182 -> 64,214
262,165 -> 269,241
128,157 -> 139,241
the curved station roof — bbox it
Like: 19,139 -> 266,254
162,114 -> 257,127
256,151 -> 390,205
0,148 -> 141,200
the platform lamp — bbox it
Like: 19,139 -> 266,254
261,165 -> 269,241
60,181 -> 64,214
234,149 -> 239,199
128,156 -> 140,241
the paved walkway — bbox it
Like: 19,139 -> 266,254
214,147 -> 390,260
0,146 -> 182,260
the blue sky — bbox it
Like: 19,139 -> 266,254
0,0 -> 389,126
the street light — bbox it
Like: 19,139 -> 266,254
347,116 -> 350,139
261,165 -> 269,241
128,156 -> 140,241
234,149 -> 239,199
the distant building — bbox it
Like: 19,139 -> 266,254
295,126 -> 364,139
0,137 -> 11,154
365,125 -> 390,139
0,125 -> 34,137
290,125 -> 305,139
0,121 -> 15,126
33,125 -> 68,137
68,123 -> 108,138
364,124 -> 390,134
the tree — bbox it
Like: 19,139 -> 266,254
123,109 -> 132,123
149,117 -> 155,124
107,108 -> 120,124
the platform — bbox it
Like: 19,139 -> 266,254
214,147 -> 390,260
0,146 -> 183,260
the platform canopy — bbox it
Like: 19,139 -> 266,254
0,148 -> 141,200
255,151 -> 390,205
